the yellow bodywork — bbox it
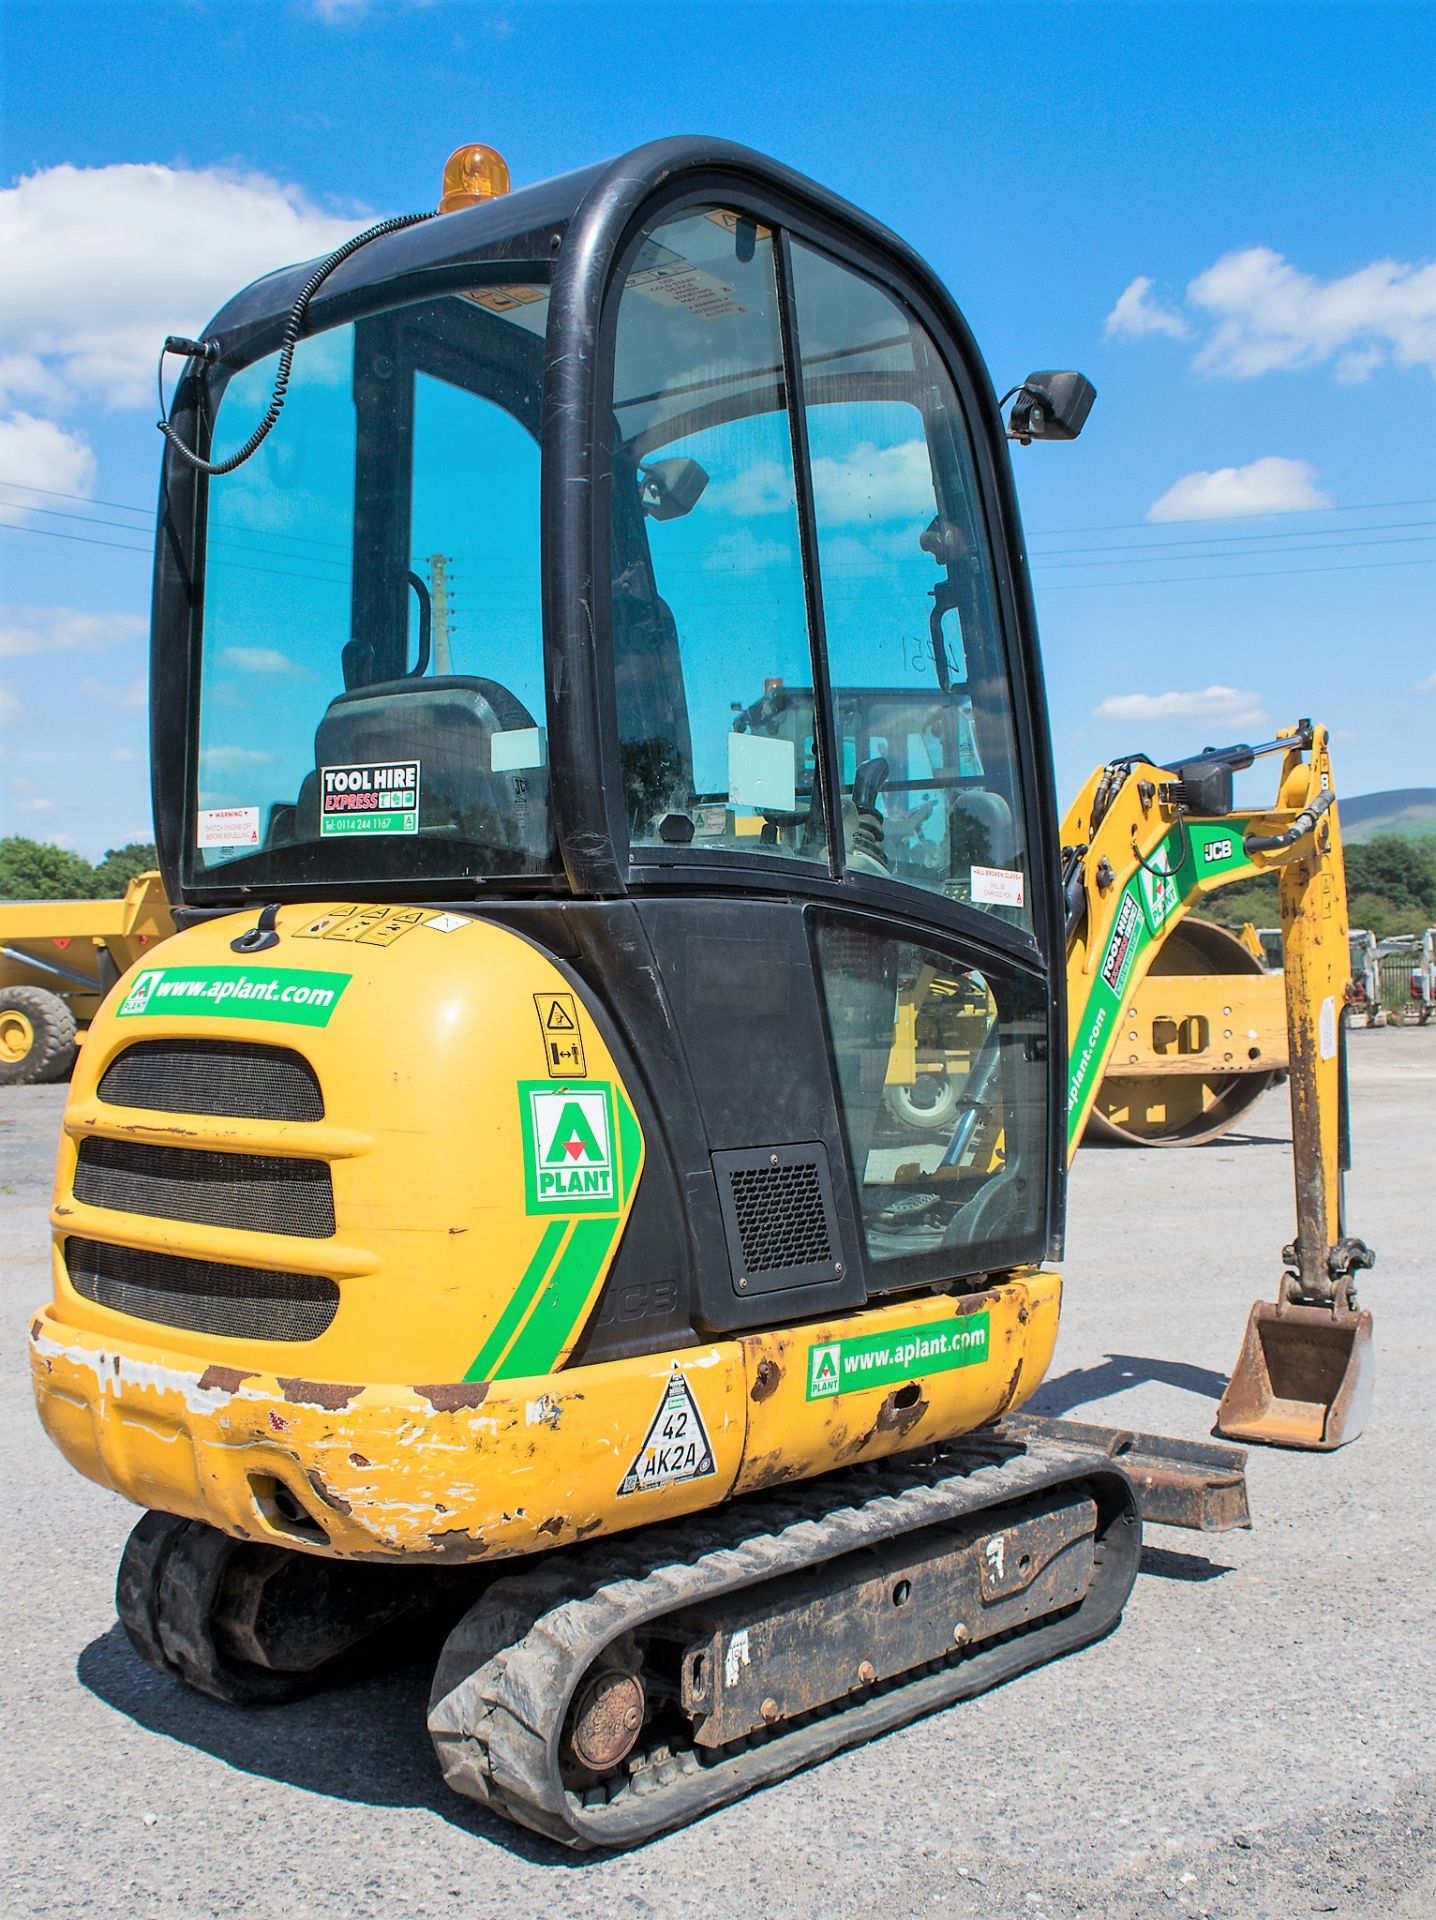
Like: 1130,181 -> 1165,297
31,902 -> 1061,1562
0,870 -> 174,1037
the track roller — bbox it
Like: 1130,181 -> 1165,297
428,1436 -> 1143,1848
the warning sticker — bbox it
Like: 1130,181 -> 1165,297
294,905 -> 426,945
627,263 -> 745,321
617,1368 -> 716,1496
465,284 -> 546,313
197,806 -> 260,849
533,991 -> 587,1078
970,864 -> 1025,908
319,761 -> 420,838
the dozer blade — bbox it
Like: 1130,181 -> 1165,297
1216,1299 -> 1374,1450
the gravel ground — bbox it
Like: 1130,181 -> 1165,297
2,1028 -> 1431,1920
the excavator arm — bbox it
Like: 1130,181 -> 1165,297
1061,720 -> 1376,1448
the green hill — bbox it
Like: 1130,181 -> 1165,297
1341,789 -> 1436,843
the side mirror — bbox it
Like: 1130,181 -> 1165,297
639,456 -> 710,520
1006,371 -> 1096,444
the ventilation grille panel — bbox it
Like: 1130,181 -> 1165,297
712,1143 -> 843,1295
65,1237 -> 338,1343
98,1040 -> 323,1122
74,1136 -> 335,1239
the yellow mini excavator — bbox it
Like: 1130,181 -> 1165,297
28,139 -> 1373,1847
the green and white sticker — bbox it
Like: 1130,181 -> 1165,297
116,965 -> 351,1028
319,760 -> 420,837
806,1313 -> 990,1400
519,1081 -> 620,1212
1065,819 -> 1254,1150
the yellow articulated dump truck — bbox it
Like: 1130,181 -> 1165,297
28,139 -> 1372,1847
0,871 -> 173,1085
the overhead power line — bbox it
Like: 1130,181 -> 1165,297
1039,555 -> 1436,590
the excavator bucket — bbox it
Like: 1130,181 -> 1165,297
1216,1299 -> 1374,1450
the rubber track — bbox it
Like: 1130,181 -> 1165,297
428,1435 -> 1142,1848
117,1511 -> 316,1704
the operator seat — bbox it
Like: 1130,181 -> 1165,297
292,675 -> 552,864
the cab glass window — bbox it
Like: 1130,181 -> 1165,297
191,280 -> 557,888
790,242 -> 1031,930
608,209 -> 820,863
814,914 -> 1048,1276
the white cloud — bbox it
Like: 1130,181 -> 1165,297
0,604 -> 146,658
1148,456 -> 1330,523
1104,276 -> 1191,342
810,440 -> 933,525
0,162 -> 370,414
78,675 -> 148,710
219,646 -> 304,676
707,459 -> 794,519
9,775 -> 56,815
111,745 -> 143,763
0,354 -> 66,410
1108,246 -> 1436,381
1415,670 -> 1436,695
0,412 -> 95,521
0,684 -> 20,724
312,0 -> 371,16
199,745 -> 274,769
709,439 -> 934,528
1190,247 -> 1436,380
1094,685 -> 1268,730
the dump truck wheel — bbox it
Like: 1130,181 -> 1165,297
0,985 -> 77,1086
884,1070 -> 960,1130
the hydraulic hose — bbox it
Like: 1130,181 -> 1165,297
1243,788 -> 1334,856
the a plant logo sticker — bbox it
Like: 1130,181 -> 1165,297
520,1082 -> 619,1212
119,970 -> 160,1016
808,1343 -> 841,1398
1139,855 -> 1180,935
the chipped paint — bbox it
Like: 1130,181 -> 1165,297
414,1382 -> 490,1413
279,1378 -> 361,1411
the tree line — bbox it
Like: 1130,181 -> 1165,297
4,829 -> 1435,938
1212,834 -> 1436,940
0,837 -> 160,901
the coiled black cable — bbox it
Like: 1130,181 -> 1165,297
156,211 -> 434,476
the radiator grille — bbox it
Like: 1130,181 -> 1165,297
712,1143 -> 843,1294
74,1136 -> 335,1239
65,1237 -> 338,1343
728,1161 -> 831,1273
98,1040 -> 323,1122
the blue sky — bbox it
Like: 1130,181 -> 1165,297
1,0 -> 1432,858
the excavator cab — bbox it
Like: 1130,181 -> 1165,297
151,146 -> 1073,1310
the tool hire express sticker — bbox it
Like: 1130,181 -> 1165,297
320,761 -> 420,837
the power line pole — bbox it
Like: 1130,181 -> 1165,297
428,553 -> 453,674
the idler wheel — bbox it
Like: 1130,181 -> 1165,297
566,1667 -> 647,1774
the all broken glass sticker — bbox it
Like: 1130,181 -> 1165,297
319,760 -> 421,837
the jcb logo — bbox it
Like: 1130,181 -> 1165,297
1204,838 -> 1233,863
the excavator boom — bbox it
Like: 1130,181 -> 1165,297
1059,720 -> 1375,1446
